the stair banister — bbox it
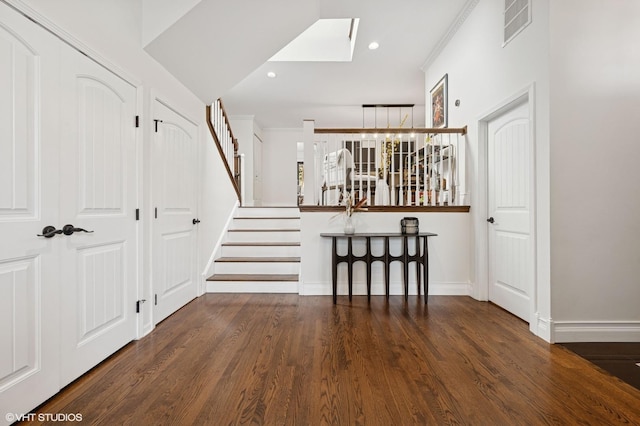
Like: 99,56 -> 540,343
206,99 -> 242,203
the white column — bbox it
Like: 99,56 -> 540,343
302,120 -> 316,206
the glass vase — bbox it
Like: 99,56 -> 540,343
344,215 -> 355,234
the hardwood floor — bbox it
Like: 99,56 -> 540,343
26,295 -> 640,425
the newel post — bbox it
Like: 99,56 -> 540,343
302,120 -> 316,206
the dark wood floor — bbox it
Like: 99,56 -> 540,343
560,342 -> 640,390
26,295 -> 640,425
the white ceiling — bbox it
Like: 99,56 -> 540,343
145,0 -> 470,129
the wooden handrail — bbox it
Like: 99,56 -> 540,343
218,98 -> 236,142
206,104 -> 241,203
314,126 -> 467,135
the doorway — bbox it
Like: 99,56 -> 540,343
151,99 -> 199,324
484,94 -> 535,323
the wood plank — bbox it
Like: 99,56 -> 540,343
29,295 -> 640,424
207,274 -> 299,282
215,257 -> 301,263
222,242 -> 300,246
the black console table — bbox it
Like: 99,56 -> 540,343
319,232 -> 437,304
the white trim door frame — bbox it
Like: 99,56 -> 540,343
476,84 -> 538,331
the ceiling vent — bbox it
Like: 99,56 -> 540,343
504,0 -> 531,45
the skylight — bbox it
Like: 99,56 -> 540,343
269,18 -> 359,62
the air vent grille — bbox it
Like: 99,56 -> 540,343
504,0 -> 531,45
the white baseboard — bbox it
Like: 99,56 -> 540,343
533,313 -> 553,342
552,321 -> 640,343
299,280 -> 471,296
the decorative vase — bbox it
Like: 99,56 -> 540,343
344,215 -> 355,234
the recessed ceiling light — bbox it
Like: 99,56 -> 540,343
267,71 -> 277,78
368,41 -> 379,50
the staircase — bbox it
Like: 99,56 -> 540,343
206,207 -> 300,293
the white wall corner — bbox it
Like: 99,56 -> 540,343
142,0 -> 202,46
533,312 -> 553,343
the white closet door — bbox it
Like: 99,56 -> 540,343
0,4 -> 60,421
58,47 -> 138,387
152,99 -> 198,324
487,100 -> 533,322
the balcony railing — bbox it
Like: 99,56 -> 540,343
310,126 -> 466,207
206,99 -> 242,202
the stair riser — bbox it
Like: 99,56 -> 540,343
226,231 -> 300,243
206,281 -> 298,293
231,218 -> 300,230
214,262 -> 300,275
236,208 -> 299,218
221,245 -> 300,257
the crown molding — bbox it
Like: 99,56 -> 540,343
420,0 -> 480,72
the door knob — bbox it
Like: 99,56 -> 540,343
487,217 -> 495,224
62,224 -> 94,235
37,226 -> 63,238
192,218 -> 201,225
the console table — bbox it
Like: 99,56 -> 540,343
319,232 -> 437,304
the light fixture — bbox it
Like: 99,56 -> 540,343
267,71 -> 277,78
368,41 -> 379,50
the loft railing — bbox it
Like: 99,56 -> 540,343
312,126 -> 466,207
206,99 -> 242,202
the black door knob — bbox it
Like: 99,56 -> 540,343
192,218 -> 201,225
487,217 -> 495,224
62,224 -> 94,235
37,226 -> 63,238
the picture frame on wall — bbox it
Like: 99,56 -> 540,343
430,74 -> 448,128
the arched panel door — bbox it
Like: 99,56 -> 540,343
0,4 -> 60,419
152,99 -> 199,324
58,47 -> 138,387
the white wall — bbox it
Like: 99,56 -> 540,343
423,0 -> 552,338
229,116 -> 257,205
142,0 -> 201,46
426,0 -> 640,342
261,128 -> 301,206
16,0 -> 239,333
300,212 -> 471,296
549,0 -> 640,341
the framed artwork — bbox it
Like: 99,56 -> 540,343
430,74 -> 448,128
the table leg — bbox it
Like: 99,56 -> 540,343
423,236 -> 429,304
366,237 -> 372,302
403,236 -> 409,300
332,237 -> 338,304
416,235 -> 421,297
347,236 -> 353,302
384,237 -> 390,299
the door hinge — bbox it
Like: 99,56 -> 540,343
135,115 -> 140,128
155,294 -> 158,305
154,119 -> 163,132
135,208 -> 140,221
136,299 -> 146,313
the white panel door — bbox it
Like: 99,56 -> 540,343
0,5 -> 61,420
487,101 -> 532,321
58,48 -> 138,386
152,100 -> 198,323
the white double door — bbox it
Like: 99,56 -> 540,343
0,5 -> 138,420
